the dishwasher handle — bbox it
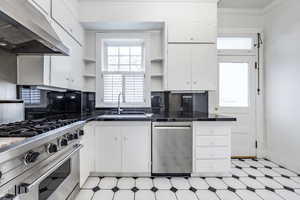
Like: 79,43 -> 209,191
154,126 -> 191,130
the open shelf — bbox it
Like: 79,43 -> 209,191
151,73 -> 163,77
83,73 -> 96,78
83,58 -> 96,63
151,57 -> 164,62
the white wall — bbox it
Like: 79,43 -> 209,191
264,0 -> 300,173
218,9 -> 263,33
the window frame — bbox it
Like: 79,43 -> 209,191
217,33 -> 257,56
96,32 -> 151,108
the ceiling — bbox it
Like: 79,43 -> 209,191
218,0 -> 275,9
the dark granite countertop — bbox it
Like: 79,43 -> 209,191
79,111 -> 236,122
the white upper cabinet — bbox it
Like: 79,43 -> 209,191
167,44 -> 191,91
52,0 -> 83,45
18,21 -> 83,90
50,22 -> 72,89
191,44 -> 217,90
167,44 -> 217,91
29,0 -> 51,16
168,20 -> 217,44
167,3 -> 217,44
17,56 -> 51,86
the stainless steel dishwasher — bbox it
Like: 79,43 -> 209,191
152,122 -> 192,175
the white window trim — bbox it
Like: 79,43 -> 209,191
96,32 -> 151,108
217,33 -> 257,56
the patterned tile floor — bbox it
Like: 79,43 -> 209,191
75,159 -> 300,200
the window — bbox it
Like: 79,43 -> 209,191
99,38 -> 149,106
219,62 -> 249,107
217,37 -> 253,50
21,88 -> 41,105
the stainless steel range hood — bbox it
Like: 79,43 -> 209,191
0,0 -> 69,55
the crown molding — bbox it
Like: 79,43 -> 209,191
263,0 -> 284,14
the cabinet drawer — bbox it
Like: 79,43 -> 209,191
195,136 -> 228,147
195,147 -> 229,159
195,127 -> 229,136
195,159 -> 230,173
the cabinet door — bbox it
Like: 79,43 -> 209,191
69,39 -> 83,90
168,20 -> 216,43
52,0 -> 83,44
191,44 -> 217,90
167,44 -> 191,90
95,126 -> 122,172
29,0 -> 51,16
122,123 -> 151,173
80,124 -> 94,187
50,21 -> 71,89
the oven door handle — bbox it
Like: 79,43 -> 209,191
18,144 -> 83,194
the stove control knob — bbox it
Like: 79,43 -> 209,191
47,143 -> 58,154
60,138 -> 68,147
79,130 -> 84,136
73,133 -> 79,140
67,134 -> 74,141
24,151 -> 40,165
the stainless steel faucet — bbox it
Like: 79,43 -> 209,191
117,92 -> 122,115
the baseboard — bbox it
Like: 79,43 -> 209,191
90,172 -> 151,177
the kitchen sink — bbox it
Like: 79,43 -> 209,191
97,113 -> 153,120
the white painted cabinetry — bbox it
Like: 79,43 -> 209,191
167,3 -> 217,44
17,20 -> 83,90
28,0 -> 51,16
167,44 -> 217,91
192,122 -> 232,175
80,122 -> 95,187
52,0 -> 83,44
94,121 -> 151,175
168,20 -> 217,43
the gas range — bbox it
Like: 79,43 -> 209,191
0,119 -> 85,200
0,118 -> 79,137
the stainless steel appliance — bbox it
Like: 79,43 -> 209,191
152,122 -> 193,175
0,0 -> 69,55
0,118 -> 85,200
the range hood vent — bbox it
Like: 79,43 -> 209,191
0,0 -> 69,55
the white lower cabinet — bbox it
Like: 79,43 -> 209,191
94,121 -> 151,175
80,122 -> 95,187
95,125 -> 122,173
193,122 -> 232,175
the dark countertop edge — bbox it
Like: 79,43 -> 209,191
81,115 -> 236,122
0,100 -> 24,103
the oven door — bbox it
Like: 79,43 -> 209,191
17,144 -> 82,200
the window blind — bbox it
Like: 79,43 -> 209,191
102,39 -> 146,105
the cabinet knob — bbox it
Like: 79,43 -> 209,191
114,137 -> 118,141
190,37 -> 194,40
193,81 -> 197,84
186,81 -> 190,85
